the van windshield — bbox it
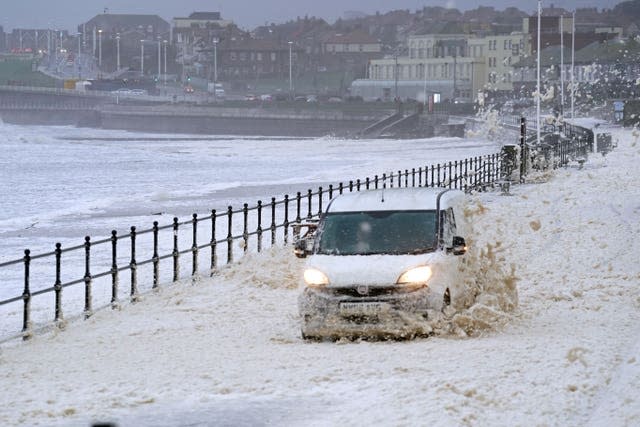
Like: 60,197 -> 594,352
317,210 -> 437,255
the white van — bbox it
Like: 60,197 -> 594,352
295,187 -> 468,340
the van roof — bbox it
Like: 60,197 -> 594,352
326,187 -> 463,213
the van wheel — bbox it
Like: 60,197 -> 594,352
443,288 -> 451,307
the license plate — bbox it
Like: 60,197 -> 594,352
339,301 -> 390,315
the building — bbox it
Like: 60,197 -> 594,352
523,15 -> 616,54
357,32 -> 527,102
479,32 -> 528,91
324,30 -> 382,54
0,26 -> 5,52
208,38 -> 302,82
77,13 -> 170,74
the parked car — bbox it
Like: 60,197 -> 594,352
295,187 -> 469,340
244,94 -> 258,101
112,88 -> 132,95
260,94 -> 273,101
129,89 -> 147,96
184,85 -> 195,93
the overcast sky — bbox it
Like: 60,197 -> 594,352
0,1 -> 612,32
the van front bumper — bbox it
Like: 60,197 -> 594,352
298,285 -> 437,339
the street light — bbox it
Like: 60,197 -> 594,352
157,38 -> 162,81
76,32 -> 82,79
288,41 -> 293,98
163,40 -> 168,86
213,39 -> 218,83
140,40 -> 145,76
116,33 -> 120,71
98,29 -> 102,68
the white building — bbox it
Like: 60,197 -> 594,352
353,32 -> 528,102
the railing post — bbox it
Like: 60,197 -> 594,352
227,206 -> 234,263
448,162 -> 453,188
464,159 -> 469,192
295,192 -> 302,224
382,173 -> 387,188
411,168 -> 415,187
173,217 -> 180,282
318,187 -> 323,217
430,165 -> 435,187
111,230 -> 119,309
130,226 -> 138,302
22,249 -> 31,339
257,201 -> 263,252
374,175 -> 379,189
211,209 -> 218,273
284,195 -> 290,244
307,189 -> 313,219
453,161 -> 459,189
365,177 -> 370,190
405,169 -> 409,187
349,180 -> 354,192
152,221 -> 159,289
54,243 -> 63,323
328,184 -> 334,199
339,182 -> 344,194
83,236 -> 92,318
192,213 -> 199,276
437,164 -> 441,187
242,204 -> 249,253
356,179 -> 361,192
270,198 -> 276,247
398,170 -> 402,187
418,167 -> 423,187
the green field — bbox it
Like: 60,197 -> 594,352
0,55 -> 57,87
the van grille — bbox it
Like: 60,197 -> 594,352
331,287 -> 397,297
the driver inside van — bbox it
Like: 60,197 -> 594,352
355,221 -> 373,253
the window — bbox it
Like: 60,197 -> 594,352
318,211 -> 438,256
270,52 -> 276,61
257,52 -> 262,61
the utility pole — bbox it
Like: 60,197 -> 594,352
560,16 -> 564,116
571,10 -> 576,119
537,0 -> 541,146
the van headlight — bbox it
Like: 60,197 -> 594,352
303,268 -> 329,287
396,266 -> 432,285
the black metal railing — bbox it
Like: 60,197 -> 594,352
0,117 -> 606,342
0,153 -> 503,341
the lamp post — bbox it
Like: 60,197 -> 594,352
163,40 -> 168,86
157,38 -> 162,81
213,39 -> 218,83
288,41 -> 293,99
571,10 -> 576,119
116,33 -> 120,71
560,16 -> 564,116
140,40 -> 145,76
77,32 -> 82,79
98,29 -> 102,68
536,0 -> 541,146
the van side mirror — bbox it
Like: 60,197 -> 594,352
294,238 -> 314,258
451,236 -> 467,256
